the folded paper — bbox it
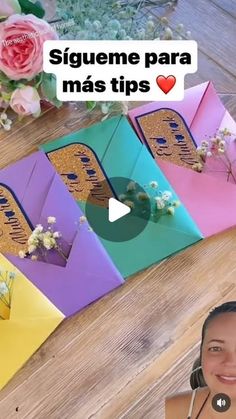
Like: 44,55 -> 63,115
128,81 -> 236,237
0,151 -> 123,318
41,115 -> 203,278
0,254 -> 64,390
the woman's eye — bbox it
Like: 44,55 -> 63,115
208,347 -> 222,352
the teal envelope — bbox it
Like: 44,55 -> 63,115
41,115 -> 203,278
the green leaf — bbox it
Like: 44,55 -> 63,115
41,73 -> 57,101
0,72 -> 10,83
1,92 -> 12,101
86,101 -> 97,111
41,73 -> 62,108
18,0 -> 45,18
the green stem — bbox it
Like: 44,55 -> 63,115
56,246 -> 68,262
35,72 -> 44,89
222,152 -> 236,183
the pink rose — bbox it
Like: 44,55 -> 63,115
0,0 -> 21,17
10,86 -> 41,116
0,14 -> 58,80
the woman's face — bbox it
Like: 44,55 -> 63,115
202,312 -> 236,399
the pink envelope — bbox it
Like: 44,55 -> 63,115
128,81 -> 236,237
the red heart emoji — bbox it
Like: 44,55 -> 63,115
156,75 -> 176,94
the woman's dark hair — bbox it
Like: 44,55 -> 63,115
190,301 -> 236,389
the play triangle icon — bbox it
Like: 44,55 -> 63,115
108,198 -> 131,223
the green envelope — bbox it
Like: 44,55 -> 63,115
41,115 -> 203,278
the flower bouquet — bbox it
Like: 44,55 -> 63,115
0,0 -> 62,130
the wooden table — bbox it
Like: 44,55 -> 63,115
0,1 -> 236,418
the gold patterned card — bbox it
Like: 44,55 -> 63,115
136,109 -> 200,169
0,185 -> 32,256
47,144 -> 115,207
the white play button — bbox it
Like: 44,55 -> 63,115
108,198 -> 131,223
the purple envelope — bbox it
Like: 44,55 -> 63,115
1,151 -> 124,317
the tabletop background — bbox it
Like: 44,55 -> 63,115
0,1 -> 236,418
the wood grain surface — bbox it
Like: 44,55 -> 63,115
0,1 -> 235,418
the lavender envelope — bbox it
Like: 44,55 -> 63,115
128,81 -> 236,237
1,151 -> 124,317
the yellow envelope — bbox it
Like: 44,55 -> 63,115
0,254 -> 64,390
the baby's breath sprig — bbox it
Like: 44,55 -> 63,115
0,270 -> 16,320
0,111 -> 12,131
119,180 -> 180,221
19,216 -> 67,262
193,128 -> 236,183
56,0 -> 190,121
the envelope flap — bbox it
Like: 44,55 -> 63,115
157,158 -> 236,237
100,116 -> 142,178
190,82 -> 226,143
42,115 -> 123,161
128,81 -> 210,140
0,255 -> 64,390
0,254 -> 64,320
11,267 -> 64,320
0,152 -> 39,202
7,227 -> 124,317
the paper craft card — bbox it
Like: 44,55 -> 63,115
0,151 -> 124,318
41,115 -> 203,278
0,254 -> 64,390
128,81 -> 236,237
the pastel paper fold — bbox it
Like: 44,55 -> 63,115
128,81 -> 236,237
1,151 -> 124,317
0,254 -> 64,390
41,116 -> 203,278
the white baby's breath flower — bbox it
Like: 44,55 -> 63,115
28,244 -> 37,254
173,200 -> 181,208
155,197 -> 165,210
34,224 -> 43,233
47,216 -> 56,224
31,255 -> 38,261
19,250 -> 26,259
53,231 -> 61,239
126,181 -> 136,192
124,200 -> 134,209
4,123 -> 11,131
0,113 -> 7,121
219,140 -> 226,147
206,151 -> 212,157
79,216 -> 87,224
43,236 -> 56,250
163,27 -> 173,39
0,282 -> 8,296
137,192 -> 149,201
162,191 -> 172,201
149,181 -> 158,189
167,207 -> 175,215
44,230 -> 52,238
28,234 -> 39,246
